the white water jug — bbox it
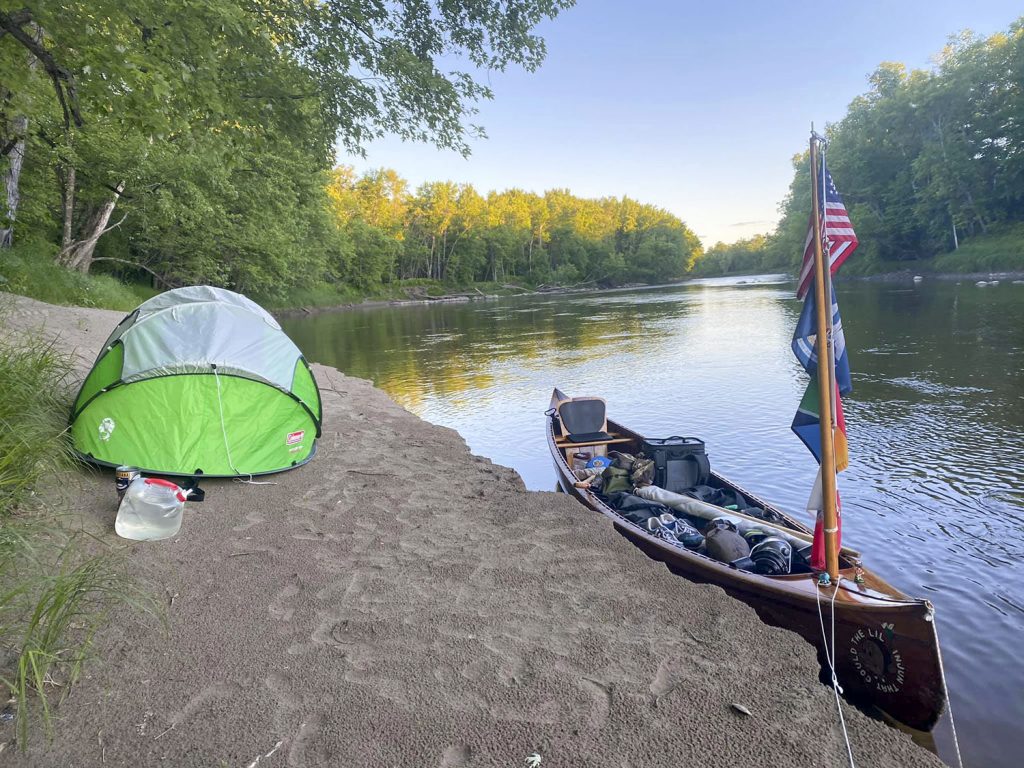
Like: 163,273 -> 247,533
115,477 -> 188,541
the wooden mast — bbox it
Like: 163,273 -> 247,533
808,134 -> 840,581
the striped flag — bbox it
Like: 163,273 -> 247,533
806,474 -> 843,572
794,375 -> 850,572
791,380 -> 850,471
791,286 -> 853,396
795,162 -> 858,300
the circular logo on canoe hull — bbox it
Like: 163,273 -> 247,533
849,622 -> 906,694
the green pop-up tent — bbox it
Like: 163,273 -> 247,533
70,286 -> 322,477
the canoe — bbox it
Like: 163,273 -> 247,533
546,388 -> 947,731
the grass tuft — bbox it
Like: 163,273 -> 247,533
0,329 -> 155,748
0,337 -> 75,508
0,524 -> 151,746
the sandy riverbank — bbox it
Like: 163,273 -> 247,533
0,293 -> 941,767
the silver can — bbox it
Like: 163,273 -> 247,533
115,466 -> 140,502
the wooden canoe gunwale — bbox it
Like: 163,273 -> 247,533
546,390 -> 947,730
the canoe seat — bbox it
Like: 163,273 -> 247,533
555,396 -> 612,443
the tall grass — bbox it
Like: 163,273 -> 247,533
0,329 -> 152,748
0,338 -> 73,503
0,240 -> 157,311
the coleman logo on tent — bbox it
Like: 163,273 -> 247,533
286,430 -> 305,446
99,418 -> 116,442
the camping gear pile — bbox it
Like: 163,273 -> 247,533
571,446 -> 802,574
632,485 -> 811,575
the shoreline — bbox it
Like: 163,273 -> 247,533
269,277 -> 763,318
272,267 -> 1024,319
0,293 -> 942,766
272,292 -> 502,317
270,284 -> 605,318
854,268 -> 1024,282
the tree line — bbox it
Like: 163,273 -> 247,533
326,167 -> 702,288
702,17 -> 1024,276
1,1 -> 702,299
690,234 -> 789,277
1,1 -> 585,299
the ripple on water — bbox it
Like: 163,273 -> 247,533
887,376 -> 993,396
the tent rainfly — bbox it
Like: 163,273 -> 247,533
70,286 -> 322,477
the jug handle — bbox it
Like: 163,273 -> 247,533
145,477 -> 189,503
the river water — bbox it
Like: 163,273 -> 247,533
282,275 -> 1024,768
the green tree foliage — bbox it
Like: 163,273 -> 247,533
1,0 -> 573,297
324,167 -> 703,287
705,18 -> 1024,277
691,234 -> 792,277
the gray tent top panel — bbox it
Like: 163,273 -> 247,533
134,286 -> 281,328
105,286 -> 302,392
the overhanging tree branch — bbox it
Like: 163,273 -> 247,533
0,10 -> 84,130
90,256 -> 176,288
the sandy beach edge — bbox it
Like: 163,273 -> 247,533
0,292 -> 942,767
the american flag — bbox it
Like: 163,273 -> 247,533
796,161 -> 858,299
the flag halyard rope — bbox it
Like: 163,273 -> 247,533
816,578 -> 856,768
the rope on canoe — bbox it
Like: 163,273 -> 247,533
932,618 -> 964,768
821,582 -> 963,768
817,577 -> 856,768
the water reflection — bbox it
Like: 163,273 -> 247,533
282,275 -> 1024,768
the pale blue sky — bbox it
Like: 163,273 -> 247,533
343,1 -> 1021,247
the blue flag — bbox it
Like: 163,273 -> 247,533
791,288 -> 852,396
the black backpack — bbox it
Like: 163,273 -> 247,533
641,436 -> 710,491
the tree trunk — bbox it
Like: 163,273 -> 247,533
0,117 -> 27,248
963,188 -> 988,235
59,180 -> 125,272
60,165 -> 76,249
1,26 -> 42,249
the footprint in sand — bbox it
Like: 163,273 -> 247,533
268,581 -> 302,622
232,510 -> 268,532
649,658 -> 677,699
579,677 -> 612,727
310,615 -> 369,658
264,671 -> 300,712
313,570 -> 364,603
439,743 -> 472,767
649,655 -> 704,705
292,484 -> 343,516
286,715 -> 326,764
166,681 -> 242,729
291,519 -> 339,542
